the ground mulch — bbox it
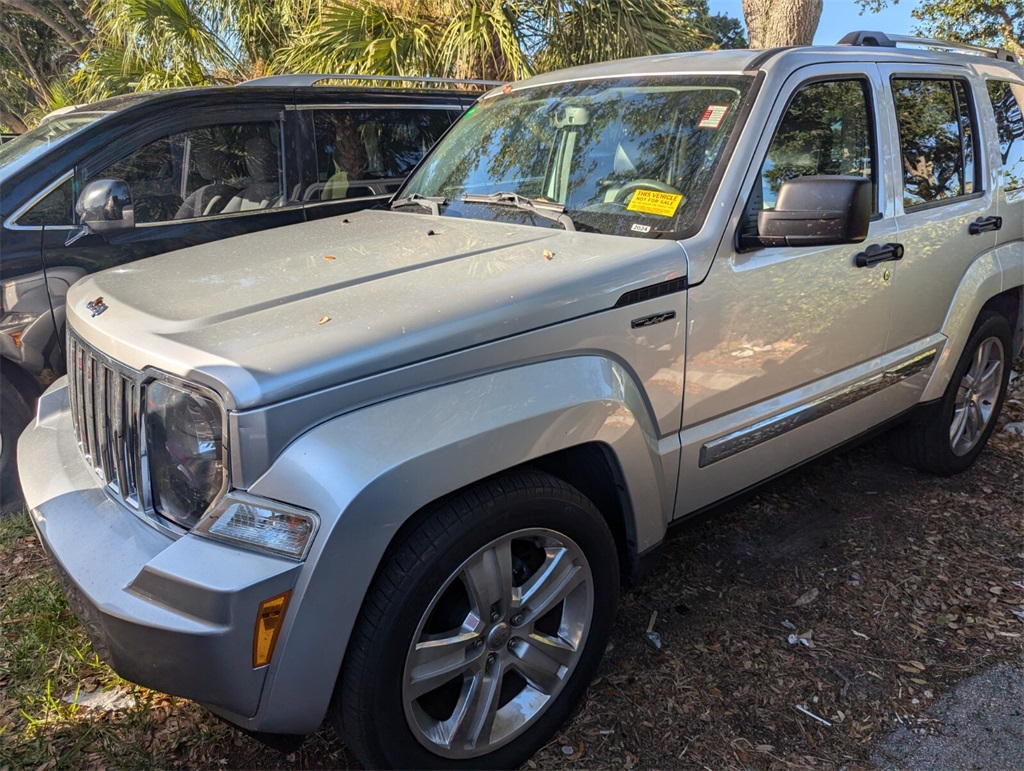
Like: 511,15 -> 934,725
1,377 -> 1021,769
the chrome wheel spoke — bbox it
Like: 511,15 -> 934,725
462,540 -> 513,617
448,657 -> 504,749
519,548 -> 585,623
407,631 -> 484,700
509,636 -> 566,694
976,359 -> 1001,396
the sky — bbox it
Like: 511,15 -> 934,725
707,0 -> 922,46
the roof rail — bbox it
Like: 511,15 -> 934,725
239,74 -> 504,89
837,30 -> 1017,63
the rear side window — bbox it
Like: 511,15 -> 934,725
892,78 -> 978,209
987,80 -> 1024,193
306,108 -> 460,202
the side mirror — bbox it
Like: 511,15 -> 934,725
753,175 -> 871,248
66,179 -> 135,246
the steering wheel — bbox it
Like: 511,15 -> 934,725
613,178 -> 682,204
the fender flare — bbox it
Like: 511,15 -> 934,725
237,354 -> 673,734
921,244 -> 1022,403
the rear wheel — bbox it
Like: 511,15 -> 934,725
334,471 -> 618,769
891,311 -> 1011,476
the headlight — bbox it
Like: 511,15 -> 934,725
194,492 -> 319,560
145,378 -> 226,528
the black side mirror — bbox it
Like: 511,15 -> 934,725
753,175 -> 871,248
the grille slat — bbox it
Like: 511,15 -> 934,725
68,334 -> 144,508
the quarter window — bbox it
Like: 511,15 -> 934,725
987,80 -> 1024,193
892,78 -> 978,208
18,177 -> 74,226
760,79 -> 874,211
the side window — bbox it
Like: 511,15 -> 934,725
987,80 -> 1024,193
88,121 -> 283,223
760,79 -> 874,211
307,108 -> 458,202
892,78 -> 978,208
18,177 -> 74,226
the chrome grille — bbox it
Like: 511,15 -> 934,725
67,333 -> 146,508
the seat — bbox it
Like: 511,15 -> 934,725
220,137 -> 281,213
174,146 -> 237,220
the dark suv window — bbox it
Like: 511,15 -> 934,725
760,79 -> 874,211
987,80 -> 1024,194
892,78 -> 978,208
18,177 -> 74,226
90,121 -> 284,223
306,108 -> 460,202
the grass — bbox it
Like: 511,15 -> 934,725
0,510 -> 228,768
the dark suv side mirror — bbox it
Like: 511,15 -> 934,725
76,179 -> 135,231
66,179 -> 135,247
755,175 -> 871,248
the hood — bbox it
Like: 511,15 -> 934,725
68,209 -> 687,409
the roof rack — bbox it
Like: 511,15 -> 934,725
837,30 -> 1017,63
239,74 -> 504,89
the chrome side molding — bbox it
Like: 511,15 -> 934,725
699,349 -> 938,467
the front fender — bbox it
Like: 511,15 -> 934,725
231,354 -> 673,734
921,243 -> 1023,402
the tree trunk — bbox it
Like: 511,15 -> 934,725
741,0 -> 823,48
0,108 -> 28,134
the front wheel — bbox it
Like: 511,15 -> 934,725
891,311 -> 1012,475
334,471 -> 619,769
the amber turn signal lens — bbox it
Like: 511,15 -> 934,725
253,591 -> 291,667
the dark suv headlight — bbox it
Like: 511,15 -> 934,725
145,378 -> 226,528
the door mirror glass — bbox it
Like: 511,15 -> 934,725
756,175 -> 871,247
76,178 -> 135,230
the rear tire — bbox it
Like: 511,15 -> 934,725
891,311 -> 1011,476
334,471 -> 618,769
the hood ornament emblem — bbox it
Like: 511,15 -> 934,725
86,296 -> 108,317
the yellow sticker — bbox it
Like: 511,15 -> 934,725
627,189 -> 683,218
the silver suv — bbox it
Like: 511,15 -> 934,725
18,32 -> 1024,768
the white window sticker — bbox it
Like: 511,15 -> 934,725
631,223 -> 652,233
698,104 -> 730,129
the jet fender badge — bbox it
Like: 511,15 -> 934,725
631,311 -> 676,329
86,296 -> 108,317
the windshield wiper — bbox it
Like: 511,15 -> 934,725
390,193 -> 447,216
461,192 -> 576,231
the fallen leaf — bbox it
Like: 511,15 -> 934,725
543,249 -> 554,261
318,316 -> 331,325
795,588 -> 819,606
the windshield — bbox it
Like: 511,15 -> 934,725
400,75 -> 752,237
0,112 -> 106,175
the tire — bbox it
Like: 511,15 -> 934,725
1,378 -> 33,510
334,471 -> 619,769
891,311 -> 1012,476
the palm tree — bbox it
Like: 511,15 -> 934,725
275,0 -> 721,81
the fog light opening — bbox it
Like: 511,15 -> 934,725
253,591 -> 291,668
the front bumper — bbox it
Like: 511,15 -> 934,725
18,378 -> 301,719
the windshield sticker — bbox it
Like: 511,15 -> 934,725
698,104 -> 730,129
627,189 -> 684,218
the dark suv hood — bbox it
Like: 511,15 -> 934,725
68,209 -> 686,409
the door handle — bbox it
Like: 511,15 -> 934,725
969,216 -> 1002,235
855,242 -> 904,268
